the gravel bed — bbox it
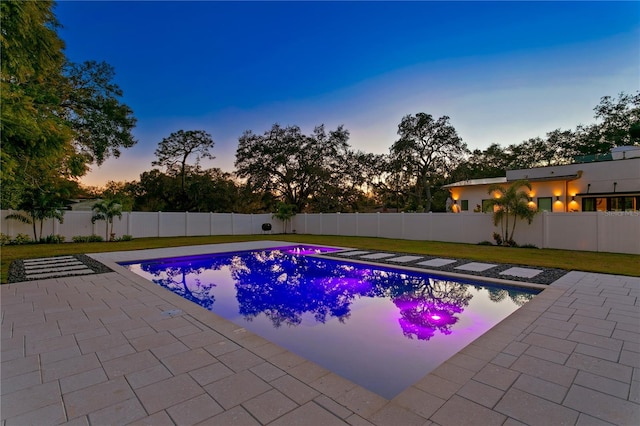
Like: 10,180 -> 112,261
7,254 -> 113,283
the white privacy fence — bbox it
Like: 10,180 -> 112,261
1,210 -> 638,254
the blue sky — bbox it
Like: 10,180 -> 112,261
55,1 -> 640,187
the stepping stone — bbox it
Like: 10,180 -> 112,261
24,261 -> 84,271
25,269 -> 95,280
417,258 -> 457,267
25,264 -> 90,274
336,251 -> 371,257
360,253 -> 396,260
499,267 -> 543,278
455,262 -> 497,272
23,256 -> 77,265
387,256 -> 423,263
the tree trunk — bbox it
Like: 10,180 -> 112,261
509,214 -> 518,243
504,209 -> 509,243
424,185 -> 432,212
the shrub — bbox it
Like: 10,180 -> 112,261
72,234 -> 104,243
492,232 -> 503,246
13,233 -> 32,245
0,233 -> 11,246
477,240 -> 494,246
505,239 -> 518,247
120,234 -> 133,241
40,234 -> 65,244
519,243 -> 539,249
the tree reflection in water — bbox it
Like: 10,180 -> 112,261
479,285 -> 536,307
141,256 -> 229,311
138,248 -> 535,342
229,250 -> 474,340
230,251 -> 377,327
366,271 -> 473,340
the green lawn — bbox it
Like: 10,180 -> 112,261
2,234 -> 638,283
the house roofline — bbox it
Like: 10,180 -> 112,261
507,172 -> 582,183
442,177 -> 507,188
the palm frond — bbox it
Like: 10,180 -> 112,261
4,213 -> 33,224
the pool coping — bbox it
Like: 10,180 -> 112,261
2,240 -> 638,425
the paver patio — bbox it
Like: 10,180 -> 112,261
1,241 -> 638,425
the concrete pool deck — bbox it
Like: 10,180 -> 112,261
1,241 -> 639,425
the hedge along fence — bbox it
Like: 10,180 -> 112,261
1,210 -> 638,254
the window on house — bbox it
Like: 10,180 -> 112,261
481,199 -> 493,213
623,197 -> 634,211
610,197 -> 621,211
538,197 -> 552,212
583,196 -> 640,212
582,198 -> 595,212
596,198 -> 607,211
461,200 -> 469,211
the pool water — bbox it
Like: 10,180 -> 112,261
122,246 -> 538,399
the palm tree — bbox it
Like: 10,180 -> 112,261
272,203 -> 296,234
5,188 -> 65,241
484,180 -> 537,246
91,199 -> 123,241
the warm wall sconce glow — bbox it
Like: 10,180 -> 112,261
555,196 -> 561,202
571,196 -> 575,201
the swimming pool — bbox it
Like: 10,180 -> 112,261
122,245 -> 539,399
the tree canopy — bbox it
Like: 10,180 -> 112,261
152,130 -> 215,192
235,124 -> 352,212
390,113 -> 468,211
0,0 -> 136,209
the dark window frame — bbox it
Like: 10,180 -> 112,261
538,197 -> 552,212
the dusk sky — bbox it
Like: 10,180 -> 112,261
55,1 -> 640,187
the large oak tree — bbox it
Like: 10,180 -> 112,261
235,124 -> 351,212
390,113 -> 468,211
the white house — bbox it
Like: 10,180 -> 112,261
443,147 -> 640,213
